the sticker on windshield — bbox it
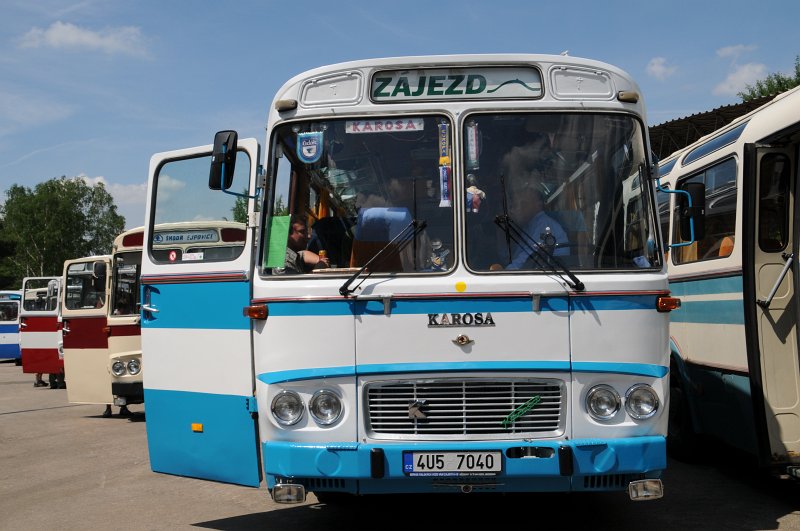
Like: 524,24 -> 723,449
297,131 -> 324,164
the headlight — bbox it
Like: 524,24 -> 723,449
309,390 -> 343,426
127,358 -> 142,375
586,385 -> 621,421
625,384 -> 659,420
271,391 -> 304,426
111,361 -> 126,377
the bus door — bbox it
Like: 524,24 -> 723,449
62,256 -> 112,404
141,138 -> 261,487
749,143 -> 800,464
19,277 -> 62,375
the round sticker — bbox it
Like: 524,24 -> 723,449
455,281 -> 467,293
168,250 -> 177,262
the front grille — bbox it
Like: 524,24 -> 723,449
365,378 -> 564,440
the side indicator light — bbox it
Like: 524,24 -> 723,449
656,296 -> 681,313
243,304 -> 268,320
191,423 -> 204,433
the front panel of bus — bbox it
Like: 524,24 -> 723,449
251,61 -> 669,497
108,239 -> 144,406
19,277 -> 62,375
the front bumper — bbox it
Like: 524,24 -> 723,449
264,436 -> 665,495
112,381 -> 144,404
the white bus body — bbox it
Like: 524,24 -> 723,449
0,290 -> 21,362
142,54 -> 673,501
659,85 -> 800,475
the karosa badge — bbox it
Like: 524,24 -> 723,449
427,312 -> 495,327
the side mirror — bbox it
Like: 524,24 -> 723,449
209,130 -> 238,191
679,182 -> 706,242
93,261 -> 107,278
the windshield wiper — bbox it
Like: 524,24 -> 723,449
339,219 -> 427,296
494,214 -> 584,291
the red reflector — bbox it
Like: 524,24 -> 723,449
244,304 -> 268,320
122,231 -> 144,247
656,296 -> 681,312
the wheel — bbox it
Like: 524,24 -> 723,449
668,375 -> 700,461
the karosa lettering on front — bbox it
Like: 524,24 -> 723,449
427,312 -> 495,327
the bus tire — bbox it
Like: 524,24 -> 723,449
668,374 -> 699,461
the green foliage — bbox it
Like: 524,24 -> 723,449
738,56 -> 800,102
231,188 -> 248,224
0,177 -> 126,288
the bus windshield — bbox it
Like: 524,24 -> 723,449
463,113 -> 658,271
266,115 -> 455,274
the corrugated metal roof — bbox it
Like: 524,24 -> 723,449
648,95 -> 776,160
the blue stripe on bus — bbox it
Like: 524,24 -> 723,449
144,388 -> 260,487
571,362 -> 668,378
263,295 -> 657,317
0,343 -> 21,358
141,281 -> 250,330
669,275 -> 743,296
669,299 -> 745,324
0,324 -> 19,333
257,360 -> 666,384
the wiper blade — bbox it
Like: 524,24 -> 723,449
339,219 -> 427,296
494,214 -> 584,291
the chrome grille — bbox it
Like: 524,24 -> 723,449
365,378 -> 564,439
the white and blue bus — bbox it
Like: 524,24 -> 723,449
141,54 -> 679,503
0,290 -> 22,363
658,85 -> 800,476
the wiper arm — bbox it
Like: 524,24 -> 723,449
339,219 -> 427,296
494,214 -> 584,291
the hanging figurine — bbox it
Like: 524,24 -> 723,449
465,173 -> 486,213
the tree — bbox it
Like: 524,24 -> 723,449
0,177 -> 126,287
738,55 -> 800,102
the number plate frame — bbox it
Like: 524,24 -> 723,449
402,451 -> 503,476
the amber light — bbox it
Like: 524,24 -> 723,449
656,296 -> 681,313
243,304 -> 268,320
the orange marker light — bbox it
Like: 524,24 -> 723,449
243,304 -> 268,320
656,296 -> 681,313
191,423 -> 204,433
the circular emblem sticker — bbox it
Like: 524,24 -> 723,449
168,250 -> 177,262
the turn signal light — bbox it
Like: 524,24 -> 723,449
243,304 -> 268,320
656,296 -> 681,313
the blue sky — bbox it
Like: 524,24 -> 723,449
2,0 -> 798,229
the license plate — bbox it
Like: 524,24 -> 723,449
402,451 -> 502,476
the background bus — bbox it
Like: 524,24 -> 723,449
658,85 -> 800,476
141,54 -> 674,503
19,277 -> 64,387
0,290 -> 22,363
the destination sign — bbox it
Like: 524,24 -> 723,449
153,230 -> 219,245
371,67 -> 542,102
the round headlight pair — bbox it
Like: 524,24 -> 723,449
111,359 -> 142,377
271,390 -> 343,426
111,361 -> 126,377
586,384 -> 659,421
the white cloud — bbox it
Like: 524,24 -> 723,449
18,21 -> 149,57
0,89 -> 74,136
77,174 -> 148,228
713,63 -> 768,96
717,44 -> 758,60
646,57 -> 677,81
